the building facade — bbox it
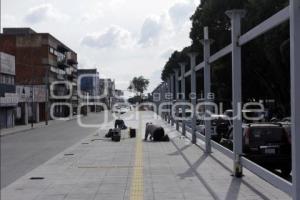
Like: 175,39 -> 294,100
15,85 -> 47,125
78,69 -> 100,112
0,52 -> 18,128
0,28 -> 78,122
99,78 -> 115,109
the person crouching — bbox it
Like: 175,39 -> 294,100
144,123 -> 169,142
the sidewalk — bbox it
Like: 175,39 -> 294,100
1,111 -> 291,200
0,115 -> 82,137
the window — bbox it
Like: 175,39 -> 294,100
49,47 -> 54,54
0,75 -> 15,85
0,74 -> 4,84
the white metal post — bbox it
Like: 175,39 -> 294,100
180,62 -> 187,136
174,69 -> 180,131
167,78 -> 171,124
188,53 -> 198,144
290,0 -> 300,199
226,9 -> 245,177
164,82 -> 168,121
201,27 -> 213,153
161,83 -> 165,120
158,85 -> 162,115
171,74 -> 175,126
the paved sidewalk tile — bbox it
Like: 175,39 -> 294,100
1,111 -> 292,200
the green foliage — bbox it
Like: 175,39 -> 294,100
128,76 -> 150,96
160,0 -> 290,115
128,95 -> 142,104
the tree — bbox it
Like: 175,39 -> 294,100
128,76 -> 150,99
161,0 -> 290,115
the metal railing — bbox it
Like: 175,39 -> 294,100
154,1 -> 299,199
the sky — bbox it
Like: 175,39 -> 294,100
2,0 -> 199,98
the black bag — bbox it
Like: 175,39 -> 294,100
162,134 -> 170,142
111,129 -> 121,142
105,129 -> 113,138
129,128 -> 136,138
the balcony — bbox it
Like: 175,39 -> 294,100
57,52 -> 69,68
66,52 -> 78,65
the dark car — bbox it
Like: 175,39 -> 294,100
220,123 -> 291,176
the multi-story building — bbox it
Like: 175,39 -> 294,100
115,89 -> 124,97
0,52 -> 18,128
99,78 -> 115,109
15,85 -> 46,125
78,69 -> 100,112
0,28 -> 78,121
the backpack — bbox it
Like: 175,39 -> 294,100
129,128 -> 136,138
111,128 -> 121,142
105,129 -> 113,138
162,134 -> 170,142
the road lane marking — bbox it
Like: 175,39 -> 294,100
130,112 -> 144,200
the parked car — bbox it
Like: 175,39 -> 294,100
220,123 -> 291,176
278,117 -> 291,142
184,114 -> 231,142
112,104 -> 130,114
112,105 -> 121,113
198,114 -> 231,142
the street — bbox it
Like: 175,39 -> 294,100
0,0 -> 299,199
0,112 -> 112,189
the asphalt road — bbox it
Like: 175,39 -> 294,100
0,112 -> 112,189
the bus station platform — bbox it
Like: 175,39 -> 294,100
1,111 -> 291,200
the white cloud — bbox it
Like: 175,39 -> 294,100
2,15 -> 17,27
160,48 -> 175,59
4,0 -> 199,94
24,4 -> 69,24
80,13 -> 102,23
138,0 -> 196,47
80,2 -> 104,23
138,15 -> 164,46
168,0 -> 197,29
81,25 -> 134,49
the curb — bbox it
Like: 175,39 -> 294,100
0,116 -> 83,137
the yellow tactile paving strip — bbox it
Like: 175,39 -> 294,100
130,115 -> 144,200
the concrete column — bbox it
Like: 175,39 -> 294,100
179,62 -> 187,136
188,53 -> 198,144
290,0 -> 300,199
201,27 -> 213,153
226,9 -> 246,177
174,69 -> 180,131
23,102 -> 29,125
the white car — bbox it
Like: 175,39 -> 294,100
120,106 -> 130,114
112,105 -> 130,114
